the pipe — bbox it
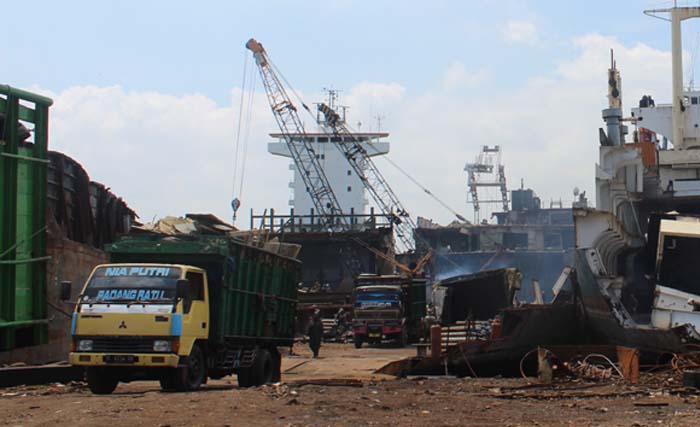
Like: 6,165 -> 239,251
0,256 -> 52,265
0,319 -> 49,329
0,85 -> 53,106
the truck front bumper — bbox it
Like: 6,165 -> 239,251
69,352 -> 180,367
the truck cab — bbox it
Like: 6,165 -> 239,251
351,274 -> 426,348
69,263 -> 209,394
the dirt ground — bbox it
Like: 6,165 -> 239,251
2,343 -> 700,427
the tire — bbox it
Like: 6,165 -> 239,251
253,349 -> 274,386
271,348 -> 282,383
86,367 -> 118,395
168,344 -> 207,392
237,367 -> 255,388
237,349 -> 273,387
159,374 -> 177,391
354,338 -> 363,349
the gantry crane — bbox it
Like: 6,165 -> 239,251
245,39 -> 348,229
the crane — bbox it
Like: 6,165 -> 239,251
245,39 -> 348,229
317,103 -> 417,252
246,38 -> 368,279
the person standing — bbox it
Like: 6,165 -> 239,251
308,309 -> 323,358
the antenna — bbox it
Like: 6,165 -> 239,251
321,87 -> 347,124
374,114 -> 386,132
322,87 -> 341,110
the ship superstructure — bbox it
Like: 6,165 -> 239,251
576,5 -> 700,352
597,7 -> 700,230
268,92 -> 390,221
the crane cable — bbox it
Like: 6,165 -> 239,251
231,52 -> 256,222
268,58 -> 314,118
231,52 -> 249,200
342,120 -> 469,223
238,67 -> 256,200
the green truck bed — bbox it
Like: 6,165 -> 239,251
107,234 -> 300,345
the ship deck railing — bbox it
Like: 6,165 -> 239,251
250,207 -> 393,233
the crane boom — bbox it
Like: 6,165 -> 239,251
245,39 -> 348,228
318,103 -> 417,251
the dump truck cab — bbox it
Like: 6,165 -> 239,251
68,230 -> 299,395
351,274 -> 426,348
69,263 -> 210,393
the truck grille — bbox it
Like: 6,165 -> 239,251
81,337 -> 162,353
355,310 -> 399,320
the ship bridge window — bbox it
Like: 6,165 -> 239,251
317,137 -> 328,143
693,97 -> 699,105
550,212 -> 573,225
331,137 -> 341,143
544,233 -> 563,249
503,232 -> 528,249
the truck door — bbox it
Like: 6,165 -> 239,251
182,271 -> 210,342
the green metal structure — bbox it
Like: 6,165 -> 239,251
107,235 -> 300,344
0,85 -> 53,350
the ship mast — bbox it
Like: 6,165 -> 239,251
645,5 -> 700,150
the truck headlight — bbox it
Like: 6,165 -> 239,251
153,340 -> 172,352
77,339 -> 93,351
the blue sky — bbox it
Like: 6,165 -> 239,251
4,0 -> 684,102
3,0 -> 698,226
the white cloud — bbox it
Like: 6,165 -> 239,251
502,20 -> 538,45
40,84 -> 288,227
441,62 -> 489,91
36,33 -> 673,228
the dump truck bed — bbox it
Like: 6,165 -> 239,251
107,234 -> 300,345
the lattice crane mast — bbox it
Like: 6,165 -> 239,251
317,103 -> 417,252
245,39 -> 348,228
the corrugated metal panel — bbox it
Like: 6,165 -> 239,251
0,85 -> 52,351
107,235 -> 300,344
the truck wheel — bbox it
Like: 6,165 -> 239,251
170,345 -> 206,391
354,338 -> 363,349
271,348 -> 282,383
237,367 -> 255,388
253,349 -> 273,386
86,367 -> 118,395
237,349 -> 273,387
159,374 -> 177,391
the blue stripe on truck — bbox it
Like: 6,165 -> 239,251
171,314 -> 182,336
70,313 -> 77,335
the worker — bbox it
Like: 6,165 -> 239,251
308,309 -> 323,358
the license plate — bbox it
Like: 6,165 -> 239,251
104,355 -> 137,364
369,333 -> 381,338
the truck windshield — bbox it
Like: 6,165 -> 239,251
83,265 -> 181,302
354,290 -> 401,309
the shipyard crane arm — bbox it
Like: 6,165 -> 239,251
318,103 -> 417,251
350,237 -> 433,277
245,39 -> 348,228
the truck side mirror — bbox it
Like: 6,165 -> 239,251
60,281 -> 72,301
176,279 -> 189,299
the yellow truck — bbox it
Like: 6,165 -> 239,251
67,234 -> 299,394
